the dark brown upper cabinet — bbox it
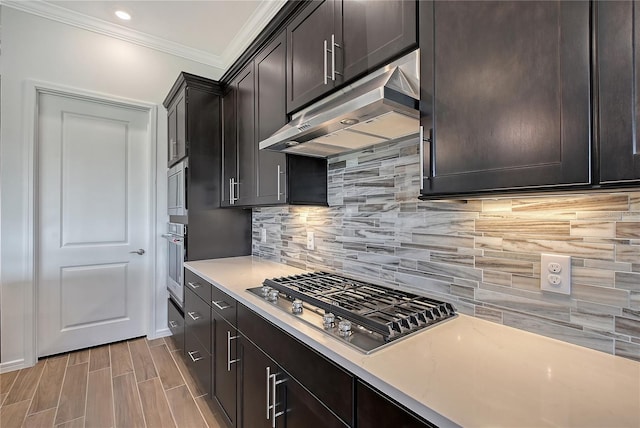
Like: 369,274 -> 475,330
167,88 -> 187,167
419,1 -> 591,198
287,0 -> 417,114
222,63 -> 256,206
287,0 -> 342,113
597,1 -> 640,185
255,31 -> 288,205
342,0 -> 416,82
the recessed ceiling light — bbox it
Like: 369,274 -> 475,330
115,10 -> 131,21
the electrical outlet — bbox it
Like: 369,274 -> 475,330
540,254 -> 571,295
260,228 -> 267,243
307,231 -> 315,250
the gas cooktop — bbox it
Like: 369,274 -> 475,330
247,271 -> 457,354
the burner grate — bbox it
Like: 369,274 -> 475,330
264,272 -> 456,340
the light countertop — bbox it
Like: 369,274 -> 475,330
185,256 -> 640,427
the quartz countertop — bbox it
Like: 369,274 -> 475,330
185,256 -> 640,427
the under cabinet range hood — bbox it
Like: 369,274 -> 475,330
259,50 -> 420,158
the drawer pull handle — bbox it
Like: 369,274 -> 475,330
187,311 -> 201,321
212,300 -> 231,311
187,351 -> 203,362
188,281 -> 202,289
169,320 -> 178,328
227,331 -> 240,372
266,366 -> 271,419
271,372 -> 286,428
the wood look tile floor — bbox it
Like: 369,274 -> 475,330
0,337 -> 226,428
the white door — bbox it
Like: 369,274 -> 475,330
37,91 -> 151,357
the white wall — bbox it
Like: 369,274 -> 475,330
0,7 -> 224,368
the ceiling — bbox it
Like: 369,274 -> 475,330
1,0 -> 286,73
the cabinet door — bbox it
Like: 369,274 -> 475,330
598,1 -> 640,184
167,102 -> 178,166
213,312 -> 238,427
342,0 -> 417,81
222,87 -> 238,206
356,380 -> 433,428
238,337 -> 272,428
175,89 -> 187,163
236,64 -> 257,206
287,0 -> 341,113
419,1 -> 590,197
255,31 -> 288,205
167,298 -> 184,353
238,337 -> 346,428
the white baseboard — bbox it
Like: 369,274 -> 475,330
0,358 -> 27,373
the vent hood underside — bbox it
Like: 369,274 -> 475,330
259,50 -> 420,158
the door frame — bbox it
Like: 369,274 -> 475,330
22,80 -> 158,367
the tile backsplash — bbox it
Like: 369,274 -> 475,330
252,137 -> 640,361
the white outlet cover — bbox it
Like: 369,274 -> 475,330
540,254 -> 571,295
306,231 -> 315,250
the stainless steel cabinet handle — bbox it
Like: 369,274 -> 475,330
266,366 -> 271,419
212,300 -> 231,311
271,373 -> 286,428
229,178 -> 239,204
323,39 -> 328,85
330,33 -> 341,81
188,281 -> 201,289
187,351 -> 203,362
226,331 -> 239,371
419,126 -> 425,191
129,249 -> 145,255
170,139 -> 176,159
187,311 -> 200,321
276,165 -> 284,201
169,320 -> 178,328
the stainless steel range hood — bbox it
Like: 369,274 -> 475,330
259,50 -> 420,158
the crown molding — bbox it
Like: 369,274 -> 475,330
0,0 -> 286,74
220,0 -> 287,67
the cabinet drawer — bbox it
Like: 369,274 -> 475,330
184,332 -> 211,398
167,298 -> 184,352
185,287 -> 211,351
238,304 -> 353,425
211,285 -> 237,327
185,269 -> 212,304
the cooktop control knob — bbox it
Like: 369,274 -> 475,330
291,299 -> 303,314
261,285 -> 272,297
268,289 -> 279,302
338,320 -> 352,337
323,312 -> 336,329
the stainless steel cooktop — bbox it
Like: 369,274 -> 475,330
247,271 -> 457,354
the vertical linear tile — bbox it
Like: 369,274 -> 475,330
85,368 -> 114,428
150,344 -> 184,391
23,407 -> 56,428
128,338 -> 158,382
3,361 -> 45,405
170,350 -> 205,398
29,355 -> 68,414
89,345 -> 110,372
138,378 -> 176,428
0,400 -> 30,428
146,338 -> 166,348
195,396 -> 225,428
67,350 -> 89,366
55,416 -> 84,428
54,362 -> 88,425
0,370 -> 19,396
110,341 -> 133,378
165,385 -> 207,428
113,372 -> 145,428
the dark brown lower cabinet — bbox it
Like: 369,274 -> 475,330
356,380 -> 434,428
184,287 -> 212,397
213,312 -> 238,426
184,329 -> 212,396
167,298 -> 184,352
238,336 -> 347,428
